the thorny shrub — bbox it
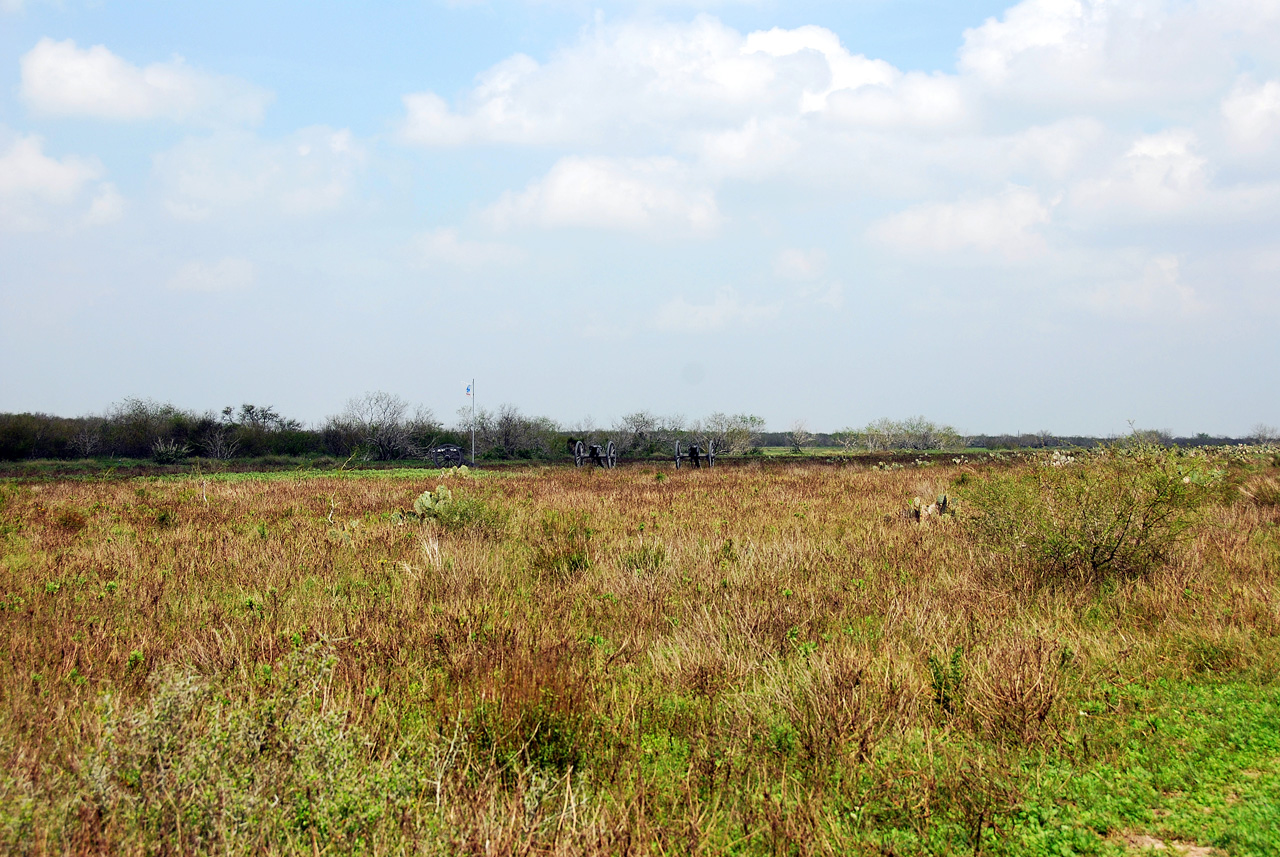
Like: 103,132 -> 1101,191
957,443 -> 1223,584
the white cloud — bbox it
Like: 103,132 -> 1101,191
399,92 -> 473,146
413,228 -> 524,269
774,248 -> 827,280
83,182 -> 125,225
868,187 -> 1052,260
1070,130 -> 1209,214
0,133 -> 101,231
960,0 -> 1106,85
1081,254 -> 1205,318
654,288 -> 779,332
155,127 -> 364,220
1223,77 -> 1280,150
1005,117 -> 1107,180
168,257 -> 255,293
957,0 -> 1236,109
399,16 -> 968,155
20,38 -> 271,124
486,156 -> 720,232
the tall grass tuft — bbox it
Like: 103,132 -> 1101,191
528,509 -> 593,580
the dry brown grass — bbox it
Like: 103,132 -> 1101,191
0,455 -> 1277,854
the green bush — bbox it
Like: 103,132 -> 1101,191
957,444 -> 1222,583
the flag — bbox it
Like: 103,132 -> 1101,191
465,383 -> 472,398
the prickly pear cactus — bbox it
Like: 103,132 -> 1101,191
413,485 -> 453,518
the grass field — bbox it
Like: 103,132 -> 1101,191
1,452 -> 1278,855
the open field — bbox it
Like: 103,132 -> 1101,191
2,452 -> 1279,855
0,450 -> 974,481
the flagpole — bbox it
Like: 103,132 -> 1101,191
470,378 -> 476,466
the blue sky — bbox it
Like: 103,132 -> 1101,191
2,0 -> 1278,435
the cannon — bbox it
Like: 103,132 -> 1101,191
674,439 -> 715,469
429,444 -> 466,467
574,440 -> 618,469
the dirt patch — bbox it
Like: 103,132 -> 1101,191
1115,833 -> 1219,856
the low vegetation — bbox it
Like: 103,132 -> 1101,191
1,447 -> 1277,854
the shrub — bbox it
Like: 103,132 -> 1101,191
965,637 -> 1061,744
957,444 -> 1221,584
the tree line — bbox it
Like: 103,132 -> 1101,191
0,395 -> 771,463
0,399 -> 1270,463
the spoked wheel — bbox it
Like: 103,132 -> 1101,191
674,440 -> 682,470
606,440 -> 617,469
574,440 -> 586,467
432,445 -> 462,467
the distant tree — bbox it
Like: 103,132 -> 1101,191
200,424 -> 240,460
457,404 -> 558,459
694,412 -> 765,455
834,416 -> 962,452
103,398 -> 196,458
1123,427 -> 1174,447
326,391 -> 433,461
68,418 -> 105,458
613,411 -> 687,456
788,419 -> 812,455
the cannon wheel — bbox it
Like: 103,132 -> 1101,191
432,445 -> 461,468
707,439 -> 716,468
674,440 -> 682,470
574,440 -> 586,467
606,440 -> 617,469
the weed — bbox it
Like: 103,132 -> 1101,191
528,509 -> 592,580
928,646 -> 965,715
966,637 -> 1060,744
53,507 -> 87,532
621,542 -> 666,574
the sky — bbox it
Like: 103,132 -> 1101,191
1,0 -> 1278,436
